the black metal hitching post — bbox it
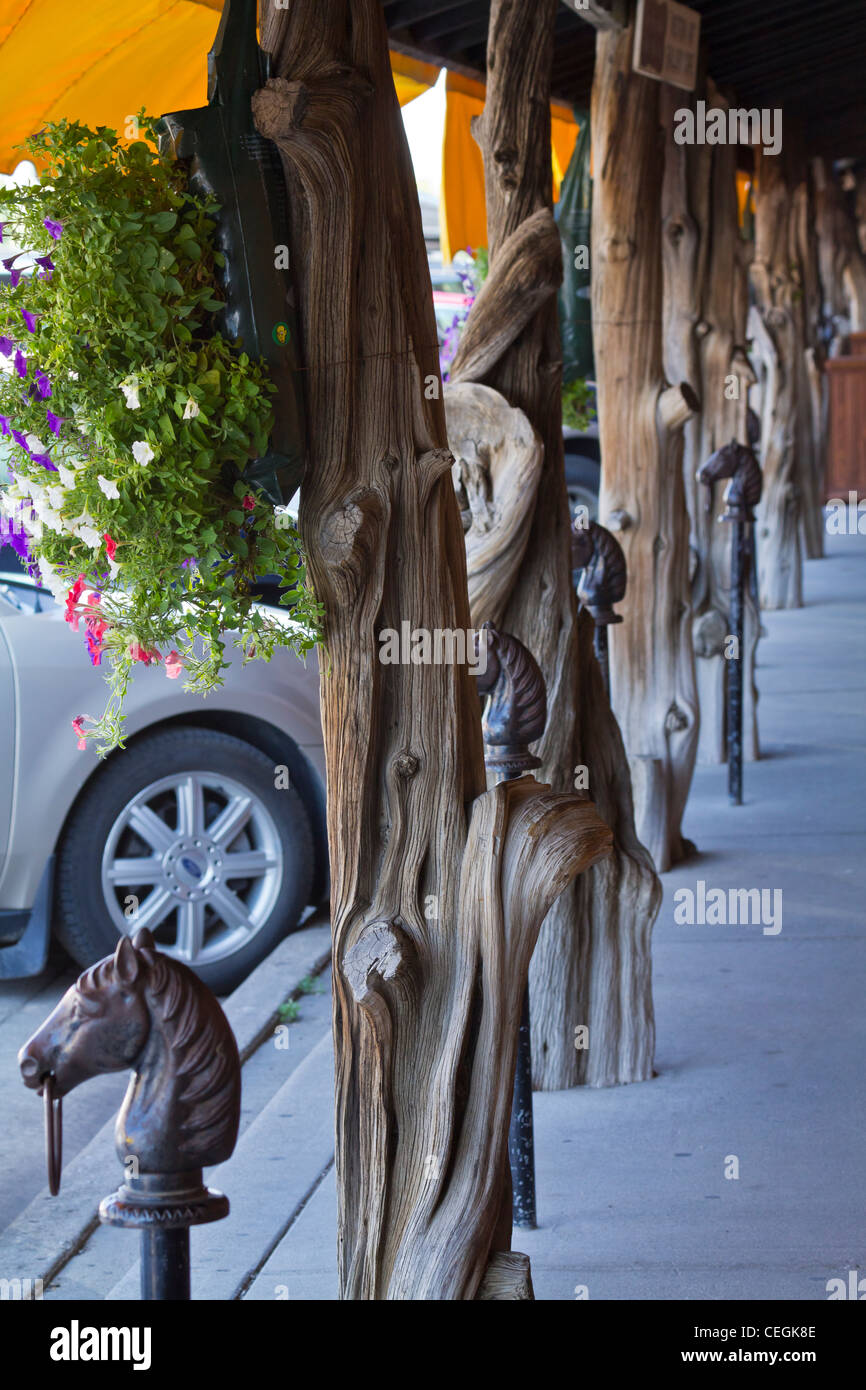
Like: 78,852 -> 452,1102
476,624 -> 548,1231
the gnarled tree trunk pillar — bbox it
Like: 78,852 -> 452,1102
751,150 -> 803,611
789,166 -> 824,561
256,0 -> 612,1300
592,22 -> 700,873
667,82 -> 756,767
447,0 -> 660,1091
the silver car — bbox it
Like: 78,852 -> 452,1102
0,563 -> 327,994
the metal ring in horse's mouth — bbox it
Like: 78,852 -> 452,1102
42,1073 -> 63,1197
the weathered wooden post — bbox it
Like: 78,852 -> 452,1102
592,16 -> 700,872
255,0 -> 612,1298
446,0 -> 660,1094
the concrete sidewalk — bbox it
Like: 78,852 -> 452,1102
11,532 -> 864,1301
241,530 -> 865,1302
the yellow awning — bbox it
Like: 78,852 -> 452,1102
390,51 -> 440,107
0,2 -> 435,173
440,71 -> 579,264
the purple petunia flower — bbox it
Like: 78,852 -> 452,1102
9,267 -> 22,288
0,224 -> 4,244
34,256 -> 54,271
30,451 -> 55,469
43,218 -> 63,240
0,416 -> 9,436
5,529 -> 31,564
1,255 -> 19,270
11,429 -> 29,451
46,410 -> 62,435
0,336 -> 12,357
14,350 -> 26,378
34,371 -> 51,399
21,310 -> 36,333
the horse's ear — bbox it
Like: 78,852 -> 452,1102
114,935 -> 140,985
131,927 -> 156,952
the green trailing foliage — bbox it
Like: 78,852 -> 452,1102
0,118 -> 322,754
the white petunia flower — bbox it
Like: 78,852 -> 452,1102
68,370 -> 79,381
38,558 -> 68,600
25,434 -> 46,453
120,377 -> 141,410
38,507 -> 64,533
132,441 -> 155,466
97,474 -> 120,500
47,486 -> 66,510
78,524 -> 102,549
182,397 -> 200,420
56,463 -> 77,488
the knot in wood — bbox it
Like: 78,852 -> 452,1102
493,144 -> 519,189
342,920 -> 414,1009
603,231 -> 635,264
393,752 -> 420,779
319,499 -> 366,565
664,703 -> 690,734
251,78 -> 309,140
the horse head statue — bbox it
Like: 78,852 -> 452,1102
474,622 -> 546,773
570,519 -> 627,625
697,439 -> 763,521
19,928 -> 241,1180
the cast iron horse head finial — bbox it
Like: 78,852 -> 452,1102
19,928 -> 241,1183
570,519 -> 627,626
475,622 -> 547,779
697,439 -> 763,523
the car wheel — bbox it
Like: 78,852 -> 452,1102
54,726 -> 314,995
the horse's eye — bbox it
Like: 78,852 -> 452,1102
75,992 -> 103,1019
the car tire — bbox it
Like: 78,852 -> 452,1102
54,726 -> 314,995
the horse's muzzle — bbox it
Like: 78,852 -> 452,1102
18,1052 -> 44,1089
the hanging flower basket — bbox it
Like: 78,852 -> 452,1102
0,118 -> 322,753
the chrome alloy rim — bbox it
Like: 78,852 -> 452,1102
100,770 -> 284,966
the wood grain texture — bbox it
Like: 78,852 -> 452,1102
257,0 -> 612,1299
750,151 -> 803,611
592,24 -> 699,873
444,381 -> 543,629
451,0 -> 659,1090
790,173 -> 826,561
673,84 -> 760,766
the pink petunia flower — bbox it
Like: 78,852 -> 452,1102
64,575 -> 86,630
165,650 -> 183,679
103,533 -> 117,561
128,642 -> 161,666
71,715 -> 88,750
242,494 -> 256,511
